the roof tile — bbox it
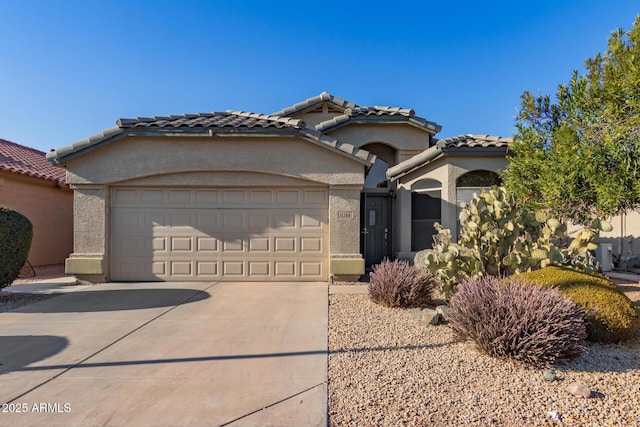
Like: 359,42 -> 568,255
387,134 -> 512,181
436,134 -> 512,148
115,111 -> 306,130
0,138 -> 66,183
315,106 -> 441,134
272,92 -> 359,116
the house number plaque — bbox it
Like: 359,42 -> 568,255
337,211 -> 354,219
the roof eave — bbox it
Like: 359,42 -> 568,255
299,129 -> 376,168
387,145 -> 508,182
46,126 -> 307,165
47,128 -> 126,165
318,115 -> 442,135
440,146 -> 509,156
387,145 -> 443,182
272,92 -> 358,117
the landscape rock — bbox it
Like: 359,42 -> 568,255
543,369 -> 557,381
420,308 -> 440,325
409,308 -> 422,320
435,305 -> 450,321
408,308 -> 440,325
567,382 -> 592,398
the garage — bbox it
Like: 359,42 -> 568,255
48,107 -> 374,282
110,187 -> 328,281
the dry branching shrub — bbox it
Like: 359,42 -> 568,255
368,259 -> 437,308
448,276 -> 587,366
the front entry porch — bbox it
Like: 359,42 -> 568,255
361,191 -> 393,270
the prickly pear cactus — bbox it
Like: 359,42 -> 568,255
420,186 -> 608,297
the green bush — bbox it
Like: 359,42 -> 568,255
448,276 -> 586,366
368,259 -> 437,308
0,206 -> 33,288
517,266 -> 640,343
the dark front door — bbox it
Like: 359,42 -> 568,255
361,193 -> 392,268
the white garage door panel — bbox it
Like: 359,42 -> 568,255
111,188 -> 328,281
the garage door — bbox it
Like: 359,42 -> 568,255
110,188 -> 328,281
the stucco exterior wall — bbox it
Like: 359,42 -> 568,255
395,154 -> 509,253
603,210 -> 640,260
0,171 -> 73,266
62,135 -> 368,280
327,123 -> 432,162
568,209 -> 640,261
294,111 -> 341,128
65,136 -> 364,187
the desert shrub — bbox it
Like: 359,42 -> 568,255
0,206 -> 33,288
517,266 -> 640,343
368,259 -> 437,308
448,276 -> 587,366
416,186 -> 609,297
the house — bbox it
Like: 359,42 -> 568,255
0,138 -> 73,267
43,93 -> 533,282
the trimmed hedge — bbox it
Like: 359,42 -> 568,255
0,206 -> 33,288
517,266 -> 640,343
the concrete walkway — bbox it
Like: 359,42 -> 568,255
0,281 -> 328,426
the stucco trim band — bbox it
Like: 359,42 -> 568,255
330,258 -> 365,276
66,256 -> 104,275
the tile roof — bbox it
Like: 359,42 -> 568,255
117,111 -> 305,129
47,111 -> 375,167
435,134 -> 512,148
347,106 -> 416,117
387,134 -> 511,181
0,138 -> 66,183
315,106 -> 442,134
271,92 -> 358,117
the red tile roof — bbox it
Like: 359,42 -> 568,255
0,138 -> 66,183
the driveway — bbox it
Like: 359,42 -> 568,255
0,281 -> 328,426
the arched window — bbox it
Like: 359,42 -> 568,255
456,170 -> 502,234
456,170 -> 502,187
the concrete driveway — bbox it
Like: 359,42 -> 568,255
0,281 -> 328,426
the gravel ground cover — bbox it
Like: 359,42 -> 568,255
0,264 -> 67,312
328,281 -> 640,426
0,293 -> 57,313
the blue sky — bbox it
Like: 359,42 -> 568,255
1,1 -> 638,153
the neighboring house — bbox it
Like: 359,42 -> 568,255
46,92 -> 636,282
0,138 -> 73,267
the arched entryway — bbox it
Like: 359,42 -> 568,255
411,178 -> 442,251
360,142 -> 397,268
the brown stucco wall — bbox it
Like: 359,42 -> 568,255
0,171 -> 73,266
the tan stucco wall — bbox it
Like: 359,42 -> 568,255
328,123 -> 432,163
0,171 -> 73,266
604,210 -> 640,258
395,154 -> 509,254
294,111 -> 341,128
62,135 -> 367,279
65,136 -> 364,186
567,210 -> 640,260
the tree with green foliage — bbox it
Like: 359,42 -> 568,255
503,16 -> 640,225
